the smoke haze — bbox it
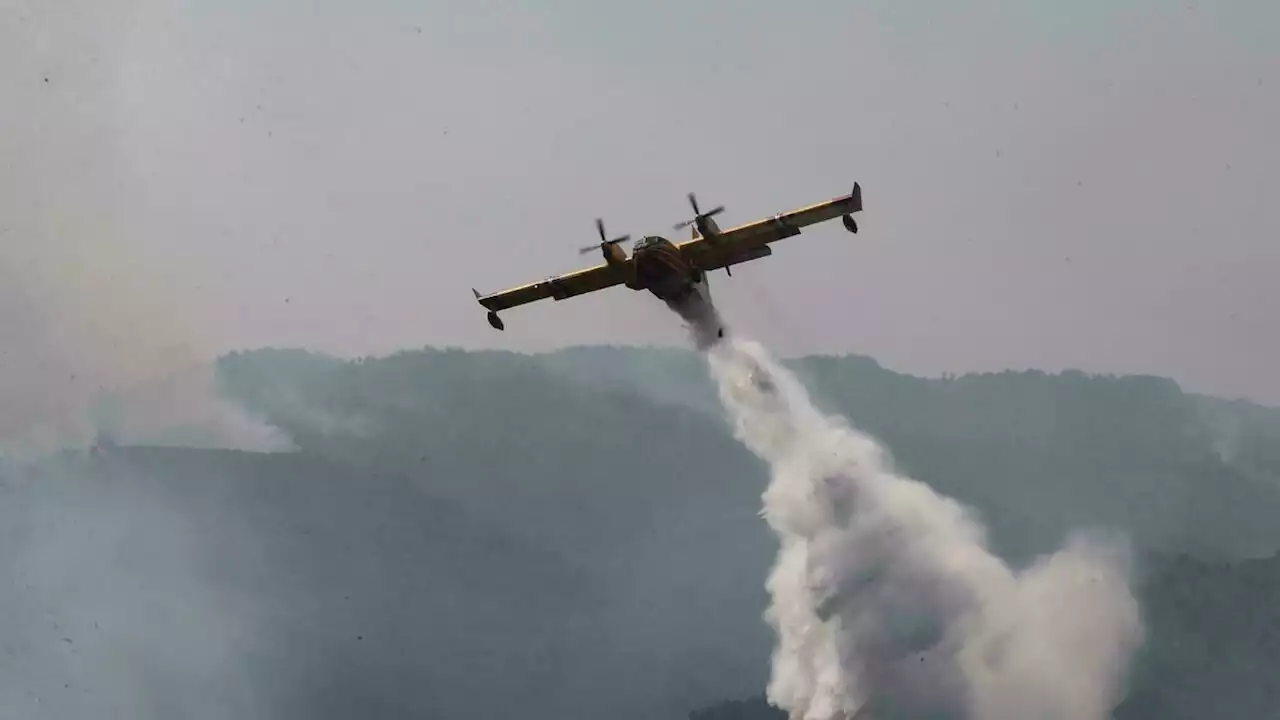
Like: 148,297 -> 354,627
0,255 -> 293,459
1,320 -> 1274,718
0,0 -> 291,459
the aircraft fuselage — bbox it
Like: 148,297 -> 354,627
628,235 -> 704,304
592,213 -> 722,303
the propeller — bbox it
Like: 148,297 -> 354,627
672,192 -> 725,231
579,218 -> 631,255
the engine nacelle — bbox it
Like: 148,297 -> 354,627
603,242 -> 628,266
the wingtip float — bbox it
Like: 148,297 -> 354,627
472,288 -> 505,330
472,181 -> 863,331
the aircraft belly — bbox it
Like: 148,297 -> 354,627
635,246 -> 692,302
648,279 -> 692,303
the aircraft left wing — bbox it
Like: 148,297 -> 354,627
472,261 -> 628,329
679,182 -> 863,271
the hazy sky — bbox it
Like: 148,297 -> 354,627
3,0 -> 1277,404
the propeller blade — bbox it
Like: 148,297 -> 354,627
581,234 -> 630,254
673,193 -> 724,230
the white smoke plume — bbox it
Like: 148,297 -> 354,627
0,257 -> 295,460
678,298 -> 1143,719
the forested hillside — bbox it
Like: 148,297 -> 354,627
1,345 -> 1276,719
218,345 -> 1280,563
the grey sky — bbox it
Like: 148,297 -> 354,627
3,0 -> 1277,406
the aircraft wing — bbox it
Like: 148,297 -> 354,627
472,261 -> 628,315
678,182 -> 863,270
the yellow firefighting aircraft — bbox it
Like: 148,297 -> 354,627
471,182 -> 863,330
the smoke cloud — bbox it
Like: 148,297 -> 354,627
678,299 -> 1144,719
0,1 -> 292,459
0,257 -> 294,460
